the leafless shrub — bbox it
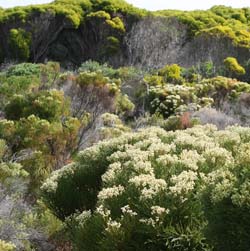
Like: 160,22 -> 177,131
61,74 -> 116,150
192,108 -> 240,129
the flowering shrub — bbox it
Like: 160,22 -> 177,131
148,83 -> 203,117
147,76 -> 250,118
42,125 -> 250,250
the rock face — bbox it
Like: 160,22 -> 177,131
0,13 -> 249,69
125,17 -> 188,68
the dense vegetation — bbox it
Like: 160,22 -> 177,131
0,0 -> 249,71
1,0 -> 250,251
157,5 -> 250,47
0,59 -> 250,250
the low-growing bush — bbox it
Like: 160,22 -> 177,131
193,108 -> 239,129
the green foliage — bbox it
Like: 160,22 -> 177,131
115,93 -> 135,115
0,0 -> 145,28
144,75 -> 164,86
41,143 -> 118,219
105,36 -> 121,55
183,61 -> 215,79
23,200 -> 64,237
224,57 -> 246,76
4,90 -> 68,121
200,25 -> 235,39
106,16 -> 125,32
159,64 -> 182,83
8,28 -> 31,61
147,84 -> 198,118
0,85 -> 81,191
162,113 -> 200,131
0,138 -> 28,184
90,0 -> 147,18
0,62 -> 60,107
79,60 -> 118,78
0,139 -> 6,159
6,63 -> 40,77
196,76 -> 250,101
76,71 -> 120,94
87,10 -> 111,20
201,127 -> 250,250
156,6 -> 250,48
0,115 -> 80,190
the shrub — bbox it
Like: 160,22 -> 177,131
106,16 -> 125,33
115,93 -> 135,116
105,36 -> 121,55
8,28 -> 31,61
4,90 -> 68,122
42,125 -> 250,250
162,112 -> 200,131
158,64 -> 182,83
147,84 -> 197,118
193,108 -> 239,129
87,10 -> 111,20
224,57 -> 246,76
79,60 -> 118,78
6,63 -> 40,77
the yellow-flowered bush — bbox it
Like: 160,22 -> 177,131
42,124 -> 250,250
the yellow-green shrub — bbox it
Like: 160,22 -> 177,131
224,57 -> 246,76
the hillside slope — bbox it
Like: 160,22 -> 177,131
0,0 -> 250,71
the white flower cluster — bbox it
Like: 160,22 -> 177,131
203,146 -> 234,168
151,206 -> 169,216
121,205 -> 137,216
102,162 -> 122,184
139,217 -> 158,228
129,174 -> 167,200
105,219 -> 121,233
170,170 -> 198,196
179,149 -> 205,170
96,205 -> 111,218
98,185 -> 125,201
41,163 -> 75,193
75,210 -> 91,227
